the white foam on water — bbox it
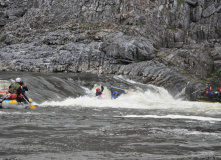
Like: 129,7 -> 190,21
40,86 -> 221,112
0,111 -> 41,115
40,75 -> 221,115
113,75 -> 137,84
0,79 -> 10,90
117,114 -> 221,122
81,86 -> 93,95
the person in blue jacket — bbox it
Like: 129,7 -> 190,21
96,84 -> 104,98
111,86 -> 124,99
205,82 -> 214,98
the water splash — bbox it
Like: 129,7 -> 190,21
40,84 -> 221,115
0,79 -> 10,90
40,75 -> 221,114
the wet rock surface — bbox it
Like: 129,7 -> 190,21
0,0 -> 221,98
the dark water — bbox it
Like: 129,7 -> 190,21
0,71 -> 221,160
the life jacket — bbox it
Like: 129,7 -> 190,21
206,86 -> 212,94
19,86 -> 23,98
21,85 -> 26,95
8,82 -> 21,94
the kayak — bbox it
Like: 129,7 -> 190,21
0,98 -> 34,109
196,96 -> 221,103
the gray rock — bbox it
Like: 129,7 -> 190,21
100,33 -> 155,62
214,55 -> 221,60
202,4 -> 216,18
185,0 -> 198,6
0,0 -> 221,98
216,5 -> 221,13
167,42 -> 184,48
0,18 -> 6,26
0,2 -> 8,7
190,6 -> 202,22
214,60 -> 221,70
197,0 -> 204,7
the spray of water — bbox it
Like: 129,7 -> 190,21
0,80 -> 11,90
40,78 -> 221,114
1,76 -> 221,122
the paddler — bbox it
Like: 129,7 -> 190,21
8,77 -> 23,103
111,86 -> 124,99
205,82 -> 214,98
20,81 -> 29,103
96,84 -> 104,98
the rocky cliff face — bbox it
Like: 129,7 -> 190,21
0,0 -> 221,98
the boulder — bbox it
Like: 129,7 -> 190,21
0,18 -> 6,26
167,42 -> 184,48
214,55 -> 221,60
216,5 -> 221,13
214,60 -> 221,70
202,4 -> 216,18
100,33 -> 155,62
185,0 -> 198,6
190,6 -> 202,22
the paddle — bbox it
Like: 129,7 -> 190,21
100,94 -> 105,99
191,88 -> 204,95
23,96 -> 36,109
178,89 -> 204,101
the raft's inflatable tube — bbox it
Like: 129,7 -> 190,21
0,90 -> 7,94
1,98 -> 33,109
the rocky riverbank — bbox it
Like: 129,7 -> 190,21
0,0 -> 221,99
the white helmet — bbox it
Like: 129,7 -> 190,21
16,77 -> 21,83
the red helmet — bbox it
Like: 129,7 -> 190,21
96,88 -> 101,92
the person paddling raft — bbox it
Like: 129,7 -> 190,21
205,82 -> 214,98
20,81 -> 29,103
95,84 -> 104,98
111,86 -> 125,99
8,77 -> 23,103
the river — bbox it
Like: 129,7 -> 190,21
0,71 -> 221,160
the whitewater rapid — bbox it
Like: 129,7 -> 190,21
1,72 -> 221,159
1,74 -> 221,120
39,77 -> 221,120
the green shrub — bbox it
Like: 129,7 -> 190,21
0,35 -> 7,42
177,0 -> 185,4
167,26 -> 178,32
215,69 -> 221,74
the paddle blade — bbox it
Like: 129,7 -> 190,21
101,94 -> 105,99
127,90 -> 135,93
30,105 -> 36,109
